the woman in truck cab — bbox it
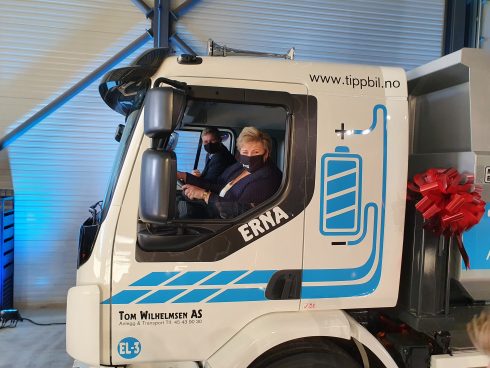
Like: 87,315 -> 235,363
181,127 -> 282,218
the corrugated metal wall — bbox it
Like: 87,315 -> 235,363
177,0 -> 445,69
0,0 -> 152,305
0,0 -> 444,306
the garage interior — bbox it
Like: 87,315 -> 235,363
0,1 -> 489,367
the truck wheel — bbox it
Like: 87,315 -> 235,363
248,338 -> 362,368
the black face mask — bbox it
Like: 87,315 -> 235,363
240,154 -> 265,173
204,142 -> 221,154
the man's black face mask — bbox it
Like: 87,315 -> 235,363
240,154 -> 265,173
204,142 -> 221,154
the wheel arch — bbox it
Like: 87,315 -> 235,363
206,310 -> 398,368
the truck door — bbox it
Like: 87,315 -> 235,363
301,94 -> 408,310
107,80 -> 316,365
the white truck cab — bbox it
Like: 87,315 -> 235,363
66,48 -> 490,368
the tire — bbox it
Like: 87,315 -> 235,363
248,338 -> 362,368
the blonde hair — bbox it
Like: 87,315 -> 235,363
467,310 -> 490,356
237,127 -> 272,155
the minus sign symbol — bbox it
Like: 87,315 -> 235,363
332,241 -> 347,246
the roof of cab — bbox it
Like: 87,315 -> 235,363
156,56 -> 408,98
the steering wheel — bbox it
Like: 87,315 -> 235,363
176,179 -> 185,190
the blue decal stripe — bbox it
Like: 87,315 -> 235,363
352,106 -> 379,134
305,204 -> 378,282
137,289 -> 185,304
326,191 -> 356,214
326,173 -> 357,195
173,289 -> 220,303
348,204 -> 373,246
103,290 -> 150,305
461,203 -> 490,270
130,272 -> 180,286
325,209 -> 355,229
327,160 -> 356,176
201,270 -> 248,285
302,281 -> 379,298
208,288 -> 266,303
235,270 -> 276,284
166,271 -> 214,286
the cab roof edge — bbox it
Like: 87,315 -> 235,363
132,47 -> 170,70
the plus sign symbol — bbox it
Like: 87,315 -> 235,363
335,123 -> 348,140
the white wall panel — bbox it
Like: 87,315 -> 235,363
0,0 -> 444,306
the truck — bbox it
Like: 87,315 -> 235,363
66,45 -> 490,368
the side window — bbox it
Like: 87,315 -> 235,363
173,130 -> 202,173
175,101 -> 286,221
136,87 -> 316,263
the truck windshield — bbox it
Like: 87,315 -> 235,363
100,108 -> 141,221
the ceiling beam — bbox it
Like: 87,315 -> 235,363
0,0 -> 201,150
153,0 -> 170,48
0,32 -> 152,151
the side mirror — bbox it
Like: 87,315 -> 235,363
99,66 -> 152,116
139,86 -> 186,224
139,150 -> 176,223
144,87 -> 186,139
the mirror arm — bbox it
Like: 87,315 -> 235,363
152,138 -> 167,151
153,77 -> 189,92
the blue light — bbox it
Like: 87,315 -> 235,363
5,35 -> 153,304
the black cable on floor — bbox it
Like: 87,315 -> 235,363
21,317 -> 66,326
0,309 -> 65,328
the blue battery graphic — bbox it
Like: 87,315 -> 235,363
319,146 -> 362,236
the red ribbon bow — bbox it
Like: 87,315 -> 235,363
408,168 -> 486,269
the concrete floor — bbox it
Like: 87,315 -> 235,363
0,305 -> 72,368
1,305 -> 488,368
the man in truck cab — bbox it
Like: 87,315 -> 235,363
177,127 -> 236,184
182,126 -> 282,218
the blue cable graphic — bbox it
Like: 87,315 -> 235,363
304,204 -> 378,282
302,104 -> 387,298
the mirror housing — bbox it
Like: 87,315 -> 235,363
139,86 -> 186,224
99,66 -> 152,116
140,150 -> 176,223
144,87 -> 186,138
99,48 -> 169,116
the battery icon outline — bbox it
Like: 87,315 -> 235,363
319,146 -> 363,236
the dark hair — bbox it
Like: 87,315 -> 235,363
201,127 -> 221,141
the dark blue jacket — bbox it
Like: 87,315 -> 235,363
186,161 -> 282,217
186,144 -> 236,184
